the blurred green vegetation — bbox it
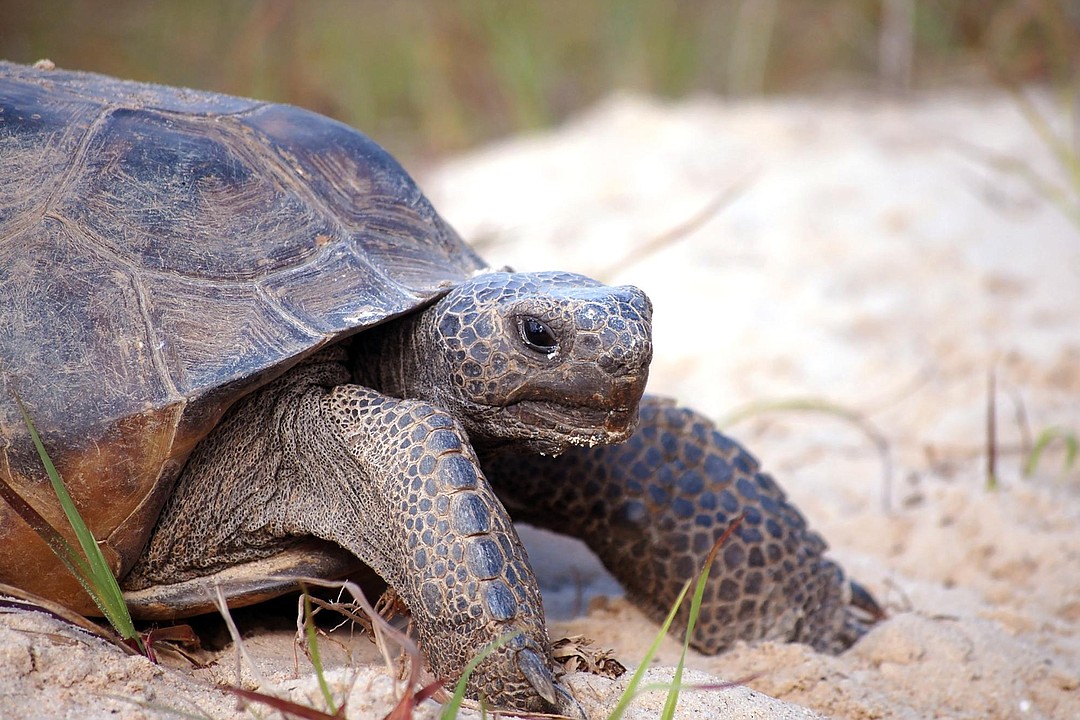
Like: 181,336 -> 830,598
2,0 -> 1077,160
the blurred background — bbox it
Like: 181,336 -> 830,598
2,0 -> 1077,163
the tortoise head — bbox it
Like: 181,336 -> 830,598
419,271 -> 653,455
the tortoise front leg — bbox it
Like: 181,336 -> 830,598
483,395 -> 881,654
126,349 -> 575,715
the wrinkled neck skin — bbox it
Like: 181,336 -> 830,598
349,310 -> 434,400
349,307 -> 501,444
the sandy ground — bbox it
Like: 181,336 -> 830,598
2,88 -> 1079,719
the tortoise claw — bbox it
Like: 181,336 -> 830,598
517,647 -> 557,704
553,683 -> 586,719
850,579 -> 887,621
516,647 -> 584,718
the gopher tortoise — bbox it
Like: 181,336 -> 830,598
0,61 -> 880,713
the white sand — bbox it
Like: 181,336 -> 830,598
2,89 -> 1078,719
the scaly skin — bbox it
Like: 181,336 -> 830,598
484,396 -> 882,654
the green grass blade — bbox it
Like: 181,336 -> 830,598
659,514 -> 742,719
1024,426 -> 1080,477
10,390 -> 141,649
440,630 -> 521,720
659,573 -> 703,719
303,592 -> 338,715
609,514 -> 744,720
606,578 -> 692,720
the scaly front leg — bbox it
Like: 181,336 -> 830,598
127,349 -> 575,714
483,395 -> 882,654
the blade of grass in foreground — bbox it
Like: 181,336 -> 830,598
608,514 -> 745,720
9,388 -> 143,653
659,514 -> 744,720
303,592 -> 339,715
605,578 -> 692,720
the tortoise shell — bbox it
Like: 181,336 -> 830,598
0,61 -> 484,610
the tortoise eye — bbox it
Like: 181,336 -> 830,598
517,316 -> 559,354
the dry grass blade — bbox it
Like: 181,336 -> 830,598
720,397 -> 894,511
383,679 -> 444,720
211,584 -> 270,690
286,577 -> 438,717
295,578 -> 527,719
0,581 -> 136,656
632,674 -> 763,699
218,583 -> 382,720
686,675 -> 763,691
143,623 -> 200,647
596,176 -> 754,282
288,576 -> 424,671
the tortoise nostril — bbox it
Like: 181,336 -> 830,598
596,334 -> 652,378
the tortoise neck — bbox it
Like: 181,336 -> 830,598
348,307 -> 442,401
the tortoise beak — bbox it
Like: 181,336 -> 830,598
599,374 -> 645,434
604,405 -> 638,440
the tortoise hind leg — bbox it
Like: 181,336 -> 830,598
482,395 -> 883,654
125,348 -> 576,715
